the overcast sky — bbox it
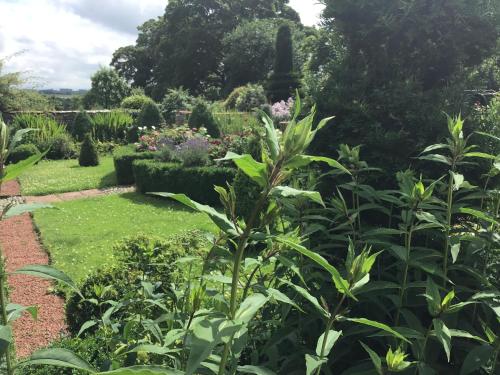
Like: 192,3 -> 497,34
0,0 -> 325,90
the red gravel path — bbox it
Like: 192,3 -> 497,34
0,180 -> 21,197
0,213 -> 66,358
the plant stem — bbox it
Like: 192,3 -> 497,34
443,171 -> 454,285
395,219 -> 414,326
0,249 -> 13,375
315,294 -> 347,375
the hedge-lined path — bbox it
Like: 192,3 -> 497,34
0,181 -> 134,358
0,213 -> 66,358
24,185 -> 135,204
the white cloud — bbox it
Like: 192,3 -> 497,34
0,0 -> 324,89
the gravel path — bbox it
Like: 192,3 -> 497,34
0,214 -> 66,358
0,181 -> 134,358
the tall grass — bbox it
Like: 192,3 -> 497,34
91,110 -> 133,142
11,113 -> 66,146
213,111 -> 260,135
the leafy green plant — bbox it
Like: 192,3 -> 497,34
188,100 -> 220,138
138,101 -> 164,129
11,113 -> 67,150
91,110 -> 133,142
71,111 -> 93,141
7,143 -> 40,164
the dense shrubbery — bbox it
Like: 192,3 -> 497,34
133,159 -> 236,205
70,111 -> 93,141
43,133 -> 77,160
120,94 -> 154,110
10,113 -> 67,150
91,110 -> 133,142
188,100 -> 220,138
224,84 -> 267,113
7,144 -> 40,164
137,101 -> 164,129
160,87 -> 196,123
112,146 -> 158,185
78,134 -> 99,167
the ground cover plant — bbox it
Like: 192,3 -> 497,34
33,192 -> 215,282
19,156 -> 116,196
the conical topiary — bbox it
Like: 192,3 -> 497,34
79,133 -> 99,167
71,111 -> 93,141
138,101 -> 164,128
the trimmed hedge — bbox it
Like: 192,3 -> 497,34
133,159 -> 236,205
113,146 -> 159,185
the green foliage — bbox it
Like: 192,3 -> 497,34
267,24 -> 301,102
160,87 -> 196,124
7,143 -> 40,164
234,84 -> 267,113
133,159 -> 236,205
113,145 -> 158,185
78,134 -> 99,167
120,94 -> 154,110
188,100 -> 220,138
70,111 -> 93,141
84,67 -> 130,109
213,112 -> 261,135
43,133 -> 77,160
233,170 -> 260,219
11,113 -> 67,151
138,101 -> 164,129
91,110 -> 133,142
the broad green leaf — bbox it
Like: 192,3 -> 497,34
463,152 -> 496,160
425,278 -> 442,317
261,113 -> 280,161
348,318 -> 410,343
125,345 -> 172,355
305,354 -> 327,375
152,193 -> 237,235
98,366 -> 185,375
77,320 -> 97,338
218,152 -> 267,187
235,293 -> 268,324
315,330 -> 342,357
360,342 -> 383,375
282,280 -> 328,318
264,287 -> 302,311
237,365 -> 276,375
6,303 -> 37,322
271,186 -> 324,207
451,172 -> 464,191
18,348 -> 96,372
418,154 -> 451,165
4,203 -> 53,219
450,242 -> 460,264
14,265 -> 80,295
433,319 -> 451,362
459,208 -> 499,226
285,155 -> 350,175
421,144 -> 449,153
276,237 -> 354,299
460,345 -> 494,375
2,153 -> 44,182
9,128 -> 34,151
186,319 -> 242,375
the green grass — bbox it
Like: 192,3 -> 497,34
33,192 -> 215,282
19,157 -> 117,196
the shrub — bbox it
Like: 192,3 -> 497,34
234,84 -> 267,112
66,266 -> 140,335
188,100 -> 220,138
71,111 -> 93,141
39,133 -> 77,160
174,137 -> 210,167
224,86 -> 246,109
160,87 -> 196,123
138,101 -> 164,129
120,94 -> 154,110
8,143 -> 40,164
79,133 -> 99,167
113,145 -> 159,185
91,110 -> 133,142
133,160 -> 236,205
11,113 -> 67,149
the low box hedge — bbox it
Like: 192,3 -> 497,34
113,146 -> 159,185
133,159 -> 237,205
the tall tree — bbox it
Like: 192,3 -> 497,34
267,24 -> 301,102
85,67 -> 130,109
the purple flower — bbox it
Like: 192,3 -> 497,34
271,97 -> 294,121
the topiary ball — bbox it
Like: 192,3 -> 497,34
79,133 -> 99,167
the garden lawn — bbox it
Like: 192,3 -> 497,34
19,156 -> 117,196
33,192 -> 215,282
